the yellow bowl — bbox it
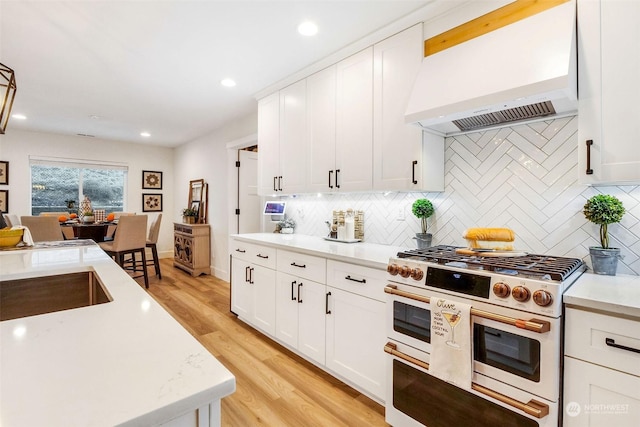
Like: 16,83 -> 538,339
0,228 -> 24,247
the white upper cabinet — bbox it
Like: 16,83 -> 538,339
257,92 -> 280,195
578,0 -> 640,184
258,80 -> 308,195
335,47 -> 374,192
373,24 -> 442,191
307,65 -> 338,193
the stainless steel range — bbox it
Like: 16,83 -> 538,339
383,245 -> 585,427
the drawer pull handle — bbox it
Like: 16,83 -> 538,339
245,266 -> 250,283
235,249 -> 246,253
585,139 -> 594,175
345,275 -> 366,284
256,254 -> 269,259
291,281 -> 297,301
605,337 -> 640,354
248,267 -> 254,284
326,292 -> 331,314
291,262 -> 306,268
297,282 -> 303,303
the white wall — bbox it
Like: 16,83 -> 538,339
174,112 -> 257,280
0,129 -> 175,257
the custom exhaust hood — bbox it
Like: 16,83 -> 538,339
405,1 -> 577,135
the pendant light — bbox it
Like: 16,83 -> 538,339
0,63 -> 17,134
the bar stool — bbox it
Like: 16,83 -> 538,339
99,215 -> 149,288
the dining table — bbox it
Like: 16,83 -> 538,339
61,221 -> 115,243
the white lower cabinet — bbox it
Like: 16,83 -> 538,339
231,239 -> 387,402
326,286 -> 386,401
563,306 -> 640,426
276,271 -> 326,365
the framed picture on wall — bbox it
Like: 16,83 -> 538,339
142,193 -> 163,212
142,170 -> 162,190
0,161 -> 8,185
0,190 -> 8,213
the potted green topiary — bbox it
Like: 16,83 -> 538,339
412,198 -> 434,249
583,194 -> 625,275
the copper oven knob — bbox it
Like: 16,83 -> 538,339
533,290 -> 553,307
411,268 -> 424,281
493,282 -> 511,298
512,286 -> 531,303
387,264 -> 399,275
399,265 -> 412,278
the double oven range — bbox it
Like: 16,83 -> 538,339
384,246 -> 585,427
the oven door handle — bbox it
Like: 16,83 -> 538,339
384,342 -> 550,419
384,284 -> 551,334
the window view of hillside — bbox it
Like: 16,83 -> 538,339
31,165 -> 126,215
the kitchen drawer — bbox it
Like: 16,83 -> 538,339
565,307 -> 640,376
277,250 -> 326,284
231,241 -> 276,269
326,259 -> 387,302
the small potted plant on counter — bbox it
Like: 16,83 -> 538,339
181,207 -> 199,224
583,194 -> 625,275
412,198 -> 434,249
277,218 -> 296,234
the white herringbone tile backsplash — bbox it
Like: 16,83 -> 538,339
281,116 -> 640,275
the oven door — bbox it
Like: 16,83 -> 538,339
385,284 -> 561,402
385,340 -> 559,427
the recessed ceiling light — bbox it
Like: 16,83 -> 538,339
12,114 -> 26,120
298,21 -> 318,36
221,78 -> 236,87
140,132 -> 151,137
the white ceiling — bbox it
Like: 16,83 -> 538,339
1,0 -> 429,147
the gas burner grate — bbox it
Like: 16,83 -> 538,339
397,245 -> 584,282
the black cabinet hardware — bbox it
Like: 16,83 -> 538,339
326,292 -> 331,314
345,275 -> 366,284
605,337 -> 640,354
586,140 -> 594,175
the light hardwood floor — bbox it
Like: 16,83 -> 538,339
144,259 -> 389,427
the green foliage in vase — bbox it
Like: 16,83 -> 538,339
583,194 -> 625,249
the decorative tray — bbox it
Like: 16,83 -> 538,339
323,237 -> 362,243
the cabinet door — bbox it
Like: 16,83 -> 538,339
257,92 -> 280,195
251,264 -> 276,336
279,79 -> 308,193
326,287 -> 386,400
336,47 -> 373,192
564,356 -> 640,426
231,258 -> 252,320
373,24 -> 424,191
297,279 -> 327,365
275,272 -> 300,349
578,0 -> 640,184
307,65 -> 337,193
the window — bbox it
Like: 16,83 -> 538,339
30,158 -> 127,215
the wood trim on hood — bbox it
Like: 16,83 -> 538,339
424,0 -> 570,57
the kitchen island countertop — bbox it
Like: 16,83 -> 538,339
231,233 -> 408,269
564,272 -> 640,318
0,241 -> 235,426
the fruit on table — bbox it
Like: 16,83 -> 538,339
107,213 -> 115,221
69,213 -> 78,219
58,215 -> 68,222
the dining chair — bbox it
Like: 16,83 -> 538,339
146,213 -> 162,278
105,212 -> 136,241
20,216 -> 65,242
3,213 -> 20,227
99,215 -> 149,288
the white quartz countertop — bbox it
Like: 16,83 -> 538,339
231,233 -> 408,269
564,272 -> 640,318
0,242 -> 235,426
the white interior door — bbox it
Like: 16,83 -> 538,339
238,149 -> 260,234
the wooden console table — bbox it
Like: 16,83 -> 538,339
173,223 -> 211,276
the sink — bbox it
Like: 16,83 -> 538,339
0,271 -> 112,321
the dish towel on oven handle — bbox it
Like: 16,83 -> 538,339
430,298 -> 472,389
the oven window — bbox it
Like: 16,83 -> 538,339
474,325 -> 541,382
392,359 -> 538,427
393,301 -> 431,343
